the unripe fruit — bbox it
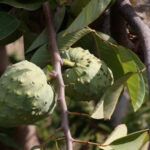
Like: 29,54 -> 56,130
0,60 -> 56,128
61,47 -> 113,101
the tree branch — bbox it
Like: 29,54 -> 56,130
116,0 -> 150,92
68,111 -> 92,119
72,139 -> 105,147
43,2 -> 73,150
110,3 -> 135,50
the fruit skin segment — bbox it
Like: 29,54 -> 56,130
0,60 -> 55,128
61,47 -> 114,101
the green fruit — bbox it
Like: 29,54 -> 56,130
0,60 -> 56,128
61,47 -> 114,101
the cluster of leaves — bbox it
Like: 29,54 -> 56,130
0,0 -> 149,149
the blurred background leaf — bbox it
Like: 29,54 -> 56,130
0,0 -> 47,11
0,11 -> 20,41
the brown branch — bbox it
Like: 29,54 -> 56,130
56,137 -> 66,141
116,0 -> 150,92
55,138 -> 107,148
72,139 -> 105,147
110,4 -> 135,50
68,111 -> 92,119
43,2 -> 73,150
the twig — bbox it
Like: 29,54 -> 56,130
43,2 -> 73,150
56,136 -> 66,141
68,111 -> 92,119
72,139 -> 106,147
116,0 -> 150,92
55,137 -> 107,148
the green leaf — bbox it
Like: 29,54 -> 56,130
26,29 -> 47,53
93,30 -> 146,111
99,124 -> 128,150
91,100 -> 104,119
97,32 -> 117,44
0,29 -> 22,45
24,31 -> 38,51
116,46 -> 146,111
110,130 -> 149,150
0,11 -> 20,41
70,0 -> 90,17
0,0 -> 46,11
116,49 -> 143,109
104,124 -> 128,145
93,33 -> 124,80
72,30 -> 117,63
64,0 -> 111,35
30,44 -> 50,68
91,73 -> 134,120
127,50 -> 149,103
54,7 -> 66,32
73,32 -> 95,52
58,27 -> 91,51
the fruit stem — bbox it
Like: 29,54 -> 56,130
63,59 -> 75,67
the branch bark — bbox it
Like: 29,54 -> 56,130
116,0 -> 150,92
110,4 -> 134,50
68,111 -> 92,119
43,2 -> 73,150
72,139 -> 105,147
